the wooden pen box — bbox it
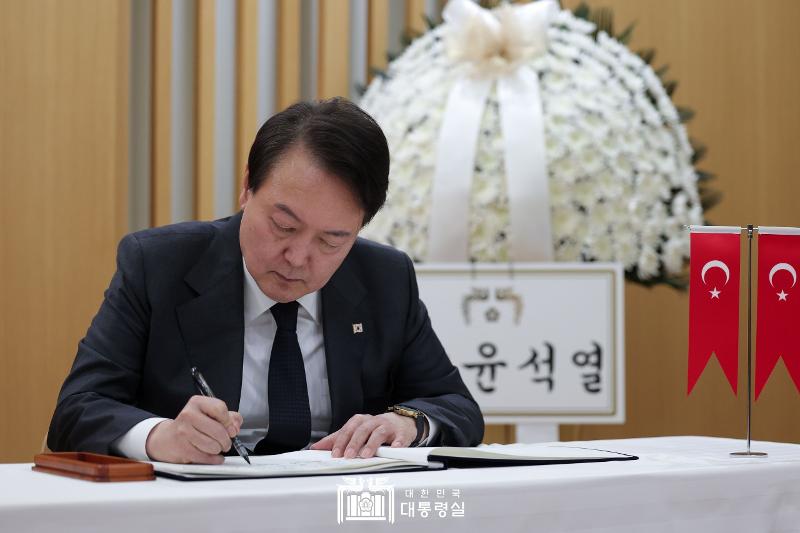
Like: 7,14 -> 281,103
33,452 -> 155,482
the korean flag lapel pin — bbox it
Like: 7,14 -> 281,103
352,323 -> 363,334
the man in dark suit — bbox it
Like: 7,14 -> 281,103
48,98 -> 483,464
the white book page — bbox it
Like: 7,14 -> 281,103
151,450 -> 410,477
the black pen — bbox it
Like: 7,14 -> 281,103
190,367 -> 251,465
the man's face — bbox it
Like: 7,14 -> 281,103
239,145 -> 365,303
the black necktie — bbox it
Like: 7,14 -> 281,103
254,301 -> 311,455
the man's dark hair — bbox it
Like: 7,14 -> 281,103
246,97 -> 390,225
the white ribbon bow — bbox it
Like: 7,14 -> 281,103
444,0 -> 554,76
428,0 -> 557,262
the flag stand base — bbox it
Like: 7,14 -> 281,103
730,451 -> 768,457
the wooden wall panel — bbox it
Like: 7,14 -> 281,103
195,0 -> 216,221
367,0 -> 389,81
558,0 -> 800,444
405,0 -> 428,36
276,0 -> 301,109
0,0 -> 130,462
236,0 -> 259,202
151,0 -> 173,227
482,425 -> 516,445
317,0 -> 350,99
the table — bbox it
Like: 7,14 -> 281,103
1,437 -> 799,532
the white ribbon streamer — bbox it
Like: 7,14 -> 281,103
428,77 -> 493,261
427,0 -> 557,262
498,67 -> 553,260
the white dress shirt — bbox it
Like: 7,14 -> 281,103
112,258 -> 435,460
237,259 -> 331,448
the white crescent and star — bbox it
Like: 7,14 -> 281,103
769,262 -> 796,302
701,260 -> 730,285
699,260 -> 796,301
701,260 -> 730,300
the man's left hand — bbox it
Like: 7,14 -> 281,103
310,413 -> 423,458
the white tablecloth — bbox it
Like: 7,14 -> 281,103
1,437 -> 798,532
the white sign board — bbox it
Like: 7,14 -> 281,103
416,263 -> 625,424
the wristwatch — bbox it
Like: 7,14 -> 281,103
387,405 -> 426,446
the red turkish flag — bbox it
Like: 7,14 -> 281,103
755,229 -> 800,398
688,228 -> 740,394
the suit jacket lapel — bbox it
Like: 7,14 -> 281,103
176,212 -> 245,411
322,254 -> 368,432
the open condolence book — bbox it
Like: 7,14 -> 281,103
151,443 -> 637,481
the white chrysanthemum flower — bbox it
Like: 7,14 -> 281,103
637,245 -> 661,279
359,7 -> 705,283
555,239 -> 583,261
662,237 -> 687,275
552,205 -> 580,238
588,232 -> 614,261
614,233 -> 641,269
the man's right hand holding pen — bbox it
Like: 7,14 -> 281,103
145,395 -> 243,464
